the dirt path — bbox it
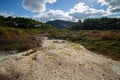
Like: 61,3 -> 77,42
0,39 -> 120,80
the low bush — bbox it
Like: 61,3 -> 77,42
0,26 -> 42,53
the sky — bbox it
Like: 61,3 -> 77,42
0,0 -> 120,22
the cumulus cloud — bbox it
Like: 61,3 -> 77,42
33,2 -> 108,22
22,0 -> 56,12
98,0 -> 120,13
33,10 -> 75,22
69,2 -> 107,20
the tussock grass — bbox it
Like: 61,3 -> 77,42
0,26 -> 42,53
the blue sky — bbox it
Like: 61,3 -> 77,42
0,0 -> 120,22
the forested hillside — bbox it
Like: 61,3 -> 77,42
0,16 -> 53,29
70,17 -> 120,30
47,20 -> 74,29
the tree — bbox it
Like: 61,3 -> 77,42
69,20 -> 82,30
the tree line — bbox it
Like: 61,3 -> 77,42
0,16 -> 52,29
70,17 -> 120,30
0,15 -> 120,30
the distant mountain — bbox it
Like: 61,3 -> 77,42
46,20 -> 74,29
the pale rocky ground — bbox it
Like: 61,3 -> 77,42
0,39 -> 120,80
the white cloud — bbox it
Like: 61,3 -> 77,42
69,2 -> 107,20
70,3 -> 89,13
98,0 -> 107,6
22,0 -> 56,12
33,10 -> 75,22
98,0 -> 120,13
0,11 -> 14,17
33,2 -> 108,22
32,1 -> 119,22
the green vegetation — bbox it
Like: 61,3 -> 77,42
65,30 -> 120,60
47,20 -> 74,29
0,16 -> 56,52
0,15 -> 120,60
0,26 -> 120,60
70,17 -> 120,30
0,26 -> 42,52
40,29 -> 120,60
0,15 -> 54,28
72,43 -> 81,50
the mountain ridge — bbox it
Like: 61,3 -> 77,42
46,20 -> 74,29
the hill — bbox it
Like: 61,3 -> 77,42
46,20 -> 74,29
